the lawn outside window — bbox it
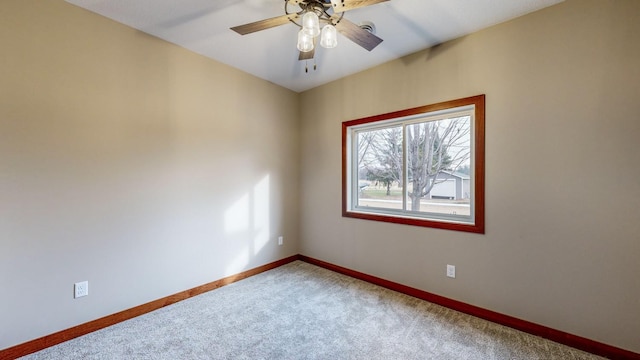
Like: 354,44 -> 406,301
342,95 -> 485,233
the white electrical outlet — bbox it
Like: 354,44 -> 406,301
74,281 -> 89,298
446,265 -> 456,278
278,236 -> 283,245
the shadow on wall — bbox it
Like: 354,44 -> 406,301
400,36 -> 468,67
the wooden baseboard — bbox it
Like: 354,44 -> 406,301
0,255 -> 300,360
3,254 -> 638,360
299,255 -> 640,360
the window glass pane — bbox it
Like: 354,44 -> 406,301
405,116 -> 471,217
342,95 -> 484,233
356,126 -> 403,211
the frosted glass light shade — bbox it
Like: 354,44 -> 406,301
320,24 -> 338,48
297,30 -> 314,52
302,12 -> 320,37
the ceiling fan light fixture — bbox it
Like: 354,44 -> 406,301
320,24 -> 338,49
302,11 -> 320,37
297,29 -> 315,52
230,0 -> 389,68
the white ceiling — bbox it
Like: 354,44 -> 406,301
65,0 -> 563,93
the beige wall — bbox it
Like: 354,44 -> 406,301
300,0 -> 640,353
0,1 -> 299,349
2,0 -> 639,354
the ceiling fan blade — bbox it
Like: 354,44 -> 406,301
330,0 -> 389,13
334,18 -> 383,51
231,14 -> 298,35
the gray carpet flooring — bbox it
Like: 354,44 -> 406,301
21,261 -> 604,359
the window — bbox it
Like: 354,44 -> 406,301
342,95 -> 485,233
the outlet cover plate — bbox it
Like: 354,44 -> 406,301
446,265 -> 456,278
74,281 -> 89,298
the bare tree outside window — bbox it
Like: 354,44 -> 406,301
406,117 -> 470,211
358,126 -> 403,197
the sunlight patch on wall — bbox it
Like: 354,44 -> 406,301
225,248 -> 250,277
223,174 -> 272,275
253,175 -> 270,255
224,194 -> 249,234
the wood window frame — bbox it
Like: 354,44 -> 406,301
341,95 -> 485,234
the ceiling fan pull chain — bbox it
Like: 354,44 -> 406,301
305,61 -> 309,73
314,60 -> 317,71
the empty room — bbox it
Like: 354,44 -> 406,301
1,0 -> 639,359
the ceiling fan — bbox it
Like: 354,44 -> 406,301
230,0 -> 389,63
